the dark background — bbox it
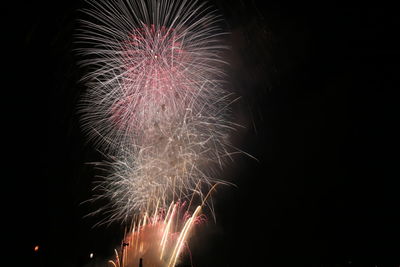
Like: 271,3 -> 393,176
6,0 -> 399,266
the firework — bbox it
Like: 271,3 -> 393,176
78,0 -> 236,222
89,109 -> 235,224
77,0 -> 236,265
77,0 -> 230,152
108,202 -> 203,267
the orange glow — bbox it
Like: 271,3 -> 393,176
34,245 -> 39,252
111,203 -> 202,267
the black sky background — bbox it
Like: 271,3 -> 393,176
6,1 -> 399,266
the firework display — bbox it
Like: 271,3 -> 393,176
78,0 -> 235,265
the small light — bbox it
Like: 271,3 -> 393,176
34,245 -> 39,252
89,253 -> 94,259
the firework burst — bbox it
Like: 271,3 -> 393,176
77,0 -> 229,152
89,108 -> 236,224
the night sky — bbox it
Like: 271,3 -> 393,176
7,1 -> 399,266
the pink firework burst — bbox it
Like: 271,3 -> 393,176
77,0 -> 229,152
111,24 -> 193,131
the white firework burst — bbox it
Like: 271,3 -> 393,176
90,108 -> 237,223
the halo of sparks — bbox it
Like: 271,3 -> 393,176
77,0 -> 237,265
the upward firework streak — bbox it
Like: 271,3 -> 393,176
77,0 -> 237,265
108,203 -> 203,267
